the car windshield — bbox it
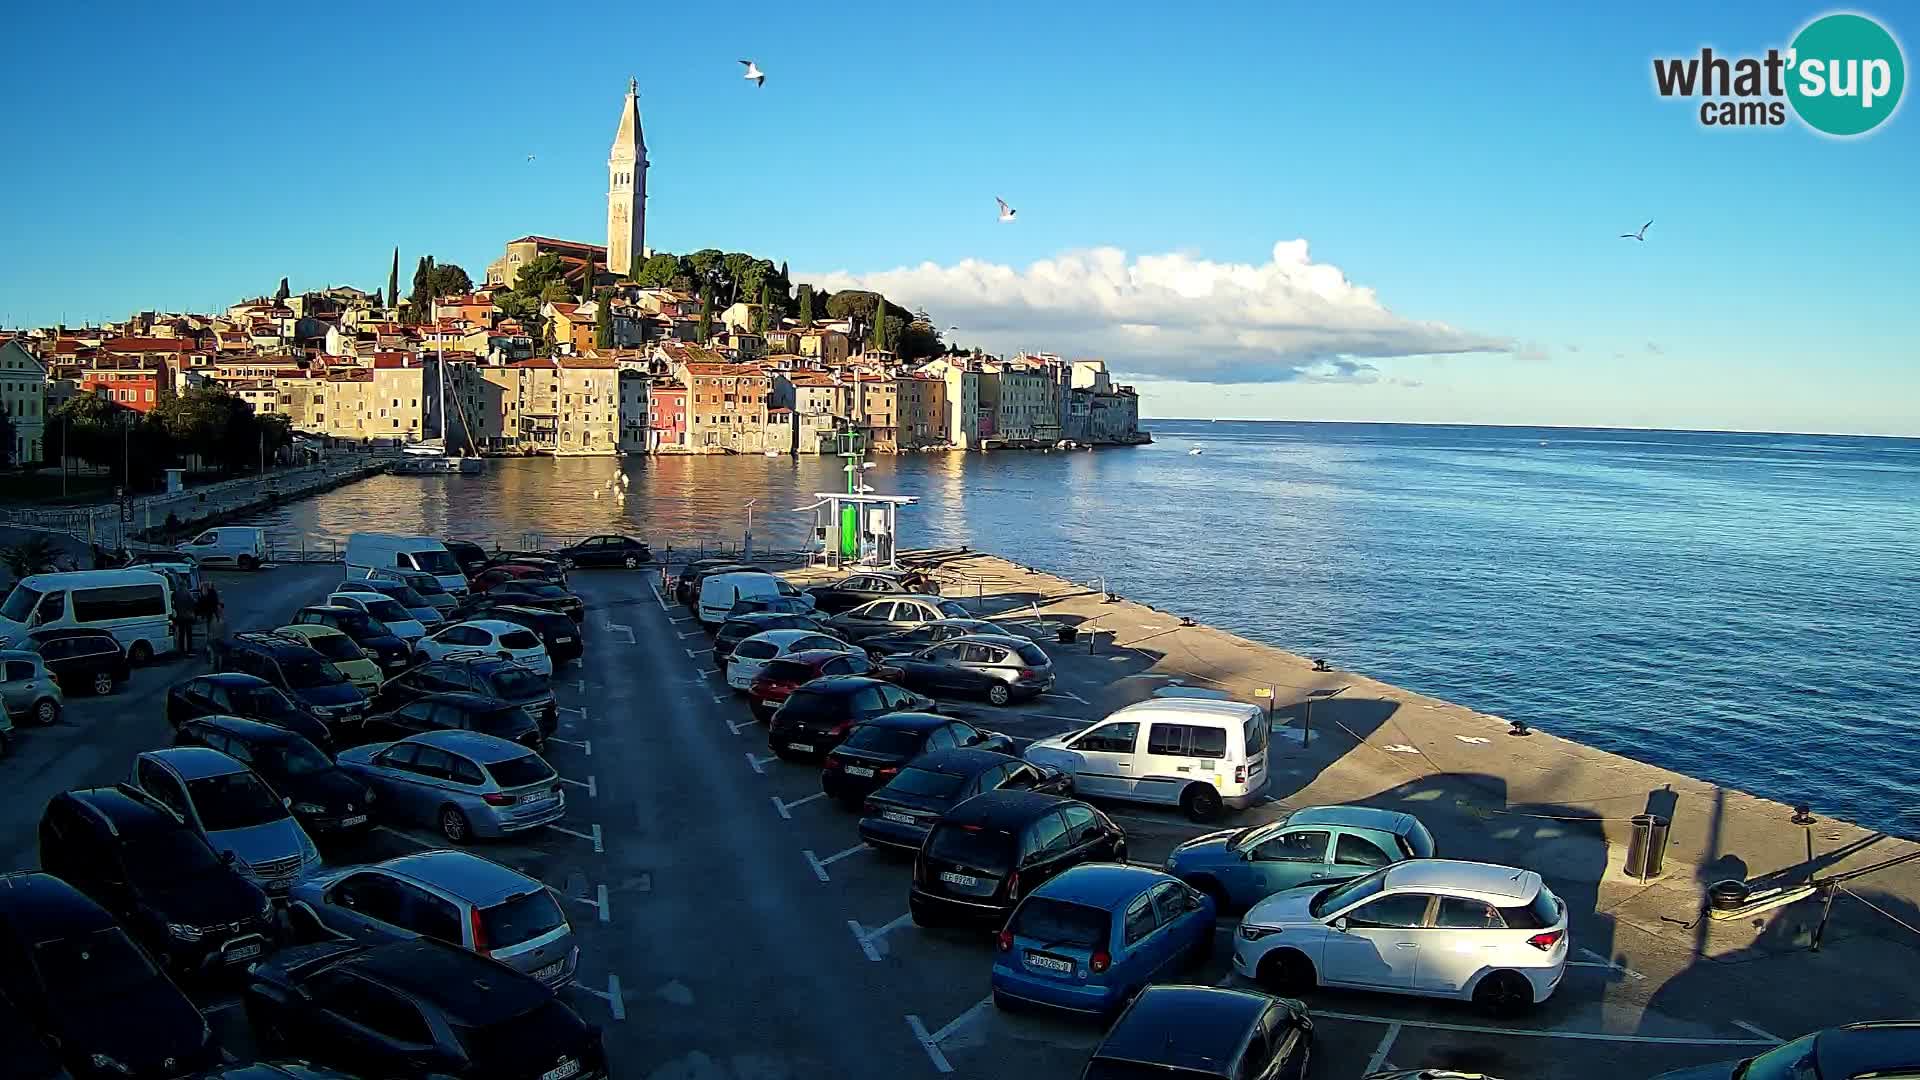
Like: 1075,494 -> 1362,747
259,740 -> 332,777
122,828 -> 225,882
1010,898 -> 1109,949
937,600 -> 971,618
1732,1035 -> 1819,1080
1,584 -> 44,623
926,824 -> 1016,871
362,597 -> 411,622
841,726 -> 925,756
480,889 -> 567,949
454,1001 -> 573,1065
486,753 -> 556,789
280,657 -> 346,689
384,585 -> 426,606
186,772 -> 290,830
490,669 -> 546,698
885,767 -> 965,800
404,575 -> 448,596
521,584 -> 567,599
33,928 -> 160,1004
1308,865 -> 1390,918
296,633 -> 361,662
411,549 -> 460,575
231,685 -> 300,719
327,611 -> 376,636
475,705 -> 537,736
1227,821 -> 1286,853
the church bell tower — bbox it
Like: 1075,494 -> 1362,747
608,78 -> 648,279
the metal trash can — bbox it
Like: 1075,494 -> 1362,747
1624,814 -> 1670,879
1057,626 -> 1078,644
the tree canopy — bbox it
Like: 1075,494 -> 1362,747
634,254 -> 680,287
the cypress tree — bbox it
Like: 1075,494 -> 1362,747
388,247 -> 399,311
696,285 -> 713,344
798,285 -> 814,329
868,296 -> 886,351
581,250 -> 596,302
595,289 -> 613,349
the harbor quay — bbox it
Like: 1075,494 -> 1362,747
0,549 -> 1911,1079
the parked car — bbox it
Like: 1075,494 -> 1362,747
172,716 -> 375,838
0,999 -> 73,1080
472,603 -> 583,665
675,561 -> 761,607
1081,985 -> 1313,1080
0,568 -> 175,662
176,526 -> 267,570
877,634 -> 1056,706
860,748 -> 1073,852
821,713 -> 1012,806
727,595 -> 818,619
726,629 -> 853,691
1166,806 -> 1438,913
827,596 -> 974,641
128,747 -> 322,893
713,612 -> 842,666
209,632 -> 370,727
359,567 -> 461,617
1651,1021 -> 1920,1080
38,785 -> 275,977
272,624 -> 382,694
484,552 -> 568,582
373,655 -> 558,736
289,849 -> 578,987
806,571 -> 916,614
556,533 -> 653,569
183,1063 -> 361,1079
358,692 -> 544,751
859,618 -> 1011,658
325,591 -> 427,644
441,538 -> 492,579
352,579 -> 446,629
1234,859 -> 1569,1013
242,939 -> 608,1079
0,649 -> 64,726
344,534 -> 468,597
124,549 -> 202,592
464,581 -> 584,624
334,730 -> 565,843
0,871 -> 218,1079
992,864 -> 1216,1018
766,675 -> 934,760
413,619 -> 552,676
911,790 -> 1127,928
746,648 -> 876,720
470,563 -> 555,594
290,605 -> 411,674
1026,695 -> 1272,822
26,627 -> 129,697
166,672 -> 334,749
697,571 -> 790,625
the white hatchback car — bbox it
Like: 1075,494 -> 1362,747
726,629 -> 852,691
1233,859 -> 1568,1013
413,619 -> 553,677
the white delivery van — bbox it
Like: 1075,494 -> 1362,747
176,526 -> 267,570
344,533 -> 467,597
698,571 -> 784,626
0,569 -> 176,662
1024,696 -> 1271,822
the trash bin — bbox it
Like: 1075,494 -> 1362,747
1624,813 -> 1670,879
1057,626 -> 1078,644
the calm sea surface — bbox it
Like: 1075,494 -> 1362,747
246,421 -> 1920,834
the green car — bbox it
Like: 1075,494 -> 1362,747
1164,805 -> 1436,912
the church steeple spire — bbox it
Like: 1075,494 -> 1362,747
607,78 -> 647,279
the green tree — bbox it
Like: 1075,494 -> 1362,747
635,253 -> 680,287
896,316 -> 943,361
388,247 -> 400,311
868,296 -> 889,351
682,249 -> 726,292
580,249 -> 597,302
798,285 -> 815,329
753,281 -> 773,334
0,535 -> 60,579
428,263 -> 471,297
371,288 -> 384,308
514,253 -> 570,300
0,407 -> 14,467
696,284 -> 713,344
274,277 -> 290,302
595,289 -> 614,349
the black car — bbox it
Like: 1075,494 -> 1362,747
859,747 -> 1071,851
806,571 -> 915,614
910,789 -> 1126,928
441,539 -> 492,579
878,635 -> 1057,706
37,786 -> 275,977
167,673 -> 334,750
26,628 -> 129,697
479,604 -> 584,664
482,553 -> 569,584
556,533 -> 653,569
860,618 -> 1011,658
244,939 -> 608,1080
0,871 -> 218,1079
183,1064 -> 361,1079
0,998 -> 72,1079
290,605 -> 411,673
464,581 -> 584,624
676,561 -> 762,607
767,675 -> 934,760
714,611 -> 842,665
821,713 -> 1013,805
358,691 -> 543,750
172,717 -> 375,837
209,633 -> 370,726
373,656 -> 558,736
1653,1021 -> 1920,1080
1083,985 -> 1312,1080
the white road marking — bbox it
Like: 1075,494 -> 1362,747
375,824 -> 435,850
804,843 -> 869,882
928,994 -> 994,1043
727,715 -> 759,735
906,1014 -> 953,1073
1455,735 -> 1491,745
685,647 -> 714,657
713,694 -> 732,704
557,775 -> 597,798
576,678 -> 587,693
571,975 -> 627,1021
649,582 -> 669,611
679,630 -> 708,640
548,737 -> 592,756
849,919 -> 883,962
746,751 -> 777,774
220,1049 -> 240,1063
1733,1020 -> 1785,1043
201,998 -> 243,1014
546,823 -> 604,853
1042,690 -> 1089,703
1385,744 -> 1421,754
602,620 -> 635,644
772,791 -> 827,819
596,882 -> 610,922
557,705 -> 587,719
1313,1010 -> 1778,1046
1363,1023 -> 1402,1076
1576,947 -> 1646,980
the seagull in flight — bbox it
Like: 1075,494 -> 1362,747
1620,220 -> 1652,241
739,60 -> 765,87
526,153 -> 536,163
996,197 -> 1017,222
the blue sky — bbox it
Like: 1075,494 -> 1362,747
3,1 -> 1915,434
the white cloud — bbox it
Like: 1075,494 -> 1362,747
809,239 -> 1511,384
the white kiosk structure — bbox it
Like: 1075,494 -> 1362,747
800,491 -> 917,569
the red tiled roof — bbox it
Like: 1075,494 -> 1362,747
371,355 -> 414,369
103,337 -> 191,353
509,358 -> 558,369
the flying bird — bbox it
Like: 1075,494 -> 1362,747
996,197 -> 1017,223
1620,220 -> 1652,241
739,60 -> 765,87
526,153 -> 536,163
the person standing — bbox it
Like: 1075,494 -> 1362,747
171,604 -> 193,654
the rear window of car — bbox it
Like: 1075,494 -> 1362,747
1497,887 -> 1561,930
779,688 -> 843,722
486,753 -> 555,789
927,825 -> 1016,872
453,1000 -> 574,1064
885,767 -> 964,799
479,889 -> 567,949
475,706 -> 538,737
841,726 -> 924,756
735,639 -> 780,660
1010,898 -> 1109,949
499,630 -> 541,651
760,659 -> 815,683
1013,643 -> 1050,666
491,670 -> 545,698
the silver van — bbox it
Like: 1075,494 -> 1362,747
129,747 -> 321,891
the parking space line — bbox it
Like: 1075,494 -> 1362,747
602,620 -> 636,644
1732,1020 -> 1784,1044
548,737 -> 592,756
1576,946 -> 1646,981
375,824 -> 435,850
928,994 -> 993,1043
678,629 -> 709,640
804,843 -> 868,882
1363,1022 -> 1401,1076
575,678 -> 587,693
1312,1010 -> 1779,1046
1043,690 -> 1089,704
746,751 -> 778,774
571,974 -> 627,1021
201,998 -> 243,1014
569,883 -> 612,923
727,715 -> 759,735
649,582 -> 669,611
557,705 -> 588,718
773,791 -> 826,819
905,1014 -> 953,1074
686,647 -> 714,657
546,823 -> 604,853
557,775 -> 597,798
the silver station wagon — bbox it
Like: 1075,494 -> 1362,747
335,729 -> 566,843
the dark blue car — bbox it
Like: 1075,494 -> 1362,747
991,863 -> 1215,1017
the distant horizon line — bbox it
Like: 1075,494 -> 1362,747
1137,417 -> 1920,441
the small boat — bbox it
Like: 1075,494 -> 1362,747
764,450 -> 782,458
1189,447 -> 1204,456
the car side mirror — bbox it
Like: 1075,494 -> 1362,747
283,796 -> 293,808
1331,916 -> 1349,932
220,850 -> 238,865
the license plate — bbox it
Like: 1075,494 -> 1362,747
728,673 -> 751,688
940,871 -> 978,887
264,878 -> 293,893
789,742 -> 814,753
845,766 -> 874,778
340,815 -> 368,827
1025,952 -> 1072,973
533,959 -> 565,980
542,1060 -> 580,1080
882,811 -> 916,825
226,943 -> 263,962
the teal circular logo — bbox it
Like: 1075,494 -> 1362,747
1788,13 -> 1906,136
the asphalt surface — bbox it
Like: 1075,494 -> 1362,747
0,563 -> 1800,1080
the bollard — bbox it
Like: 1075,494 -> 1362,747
1624,814 -> 1670,880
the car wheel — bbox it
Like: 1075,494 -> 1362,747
438,804 -> 473,844
127,640 -> 154,664
987,683 -> 1012,707
1180,783 -> 1223,823
1472,970 -> 1535,1016
1256,948 -> 1316,995
623,555 -> 639,569
238,554 -> 260,570
93,672 -> 115,696
32,698 -> 59,726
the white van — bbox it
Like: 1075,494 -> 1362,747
176,527 -> 267,570
0,569 -> 176,662
344,533 -> 467,597
1024,696 -> 1271,822
698,571 -> 784,626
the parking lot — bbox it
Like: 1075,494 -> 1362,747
0,559 -> 1876,1078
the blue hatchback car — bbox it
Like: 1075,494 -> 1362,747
991,863 -> 1216,1018
1164,805 -> 1436,912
